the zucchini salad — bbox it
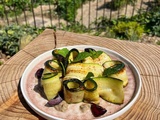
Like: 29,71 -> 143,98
35,48 -> 129,118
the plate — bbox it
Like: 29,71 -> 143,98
20,45 -> 141,120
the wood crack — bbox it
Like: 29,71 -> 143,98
22,50 -> 36,59
53,31 -> 57,49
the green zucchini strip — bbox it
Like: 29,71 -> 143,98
44,60 -> 60,73
103,60 -> 125,77
42,72 -> 57,80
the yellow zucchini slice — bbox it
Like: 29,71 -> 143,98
94,77 -> 124,104
83,56 -> 94,63
63,79 -> 84,103
64,63 -> 104,80
93,52 -> 112,65
103,61 -> 128,86
41,73 -> 62,100
83,79 -> 99,104
110,68 -> 128,86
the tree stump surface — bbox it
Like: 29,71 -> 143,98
0,29 -> 160,120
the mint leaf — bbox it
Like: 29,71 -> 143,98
72,52 -> 91,62
103,61 -> 125,76
53,48 -> 69,57
90,50 -> 103,59
85,72 -> 94,80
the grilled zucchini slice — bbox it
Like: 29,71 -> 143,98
94,77 -> 124,104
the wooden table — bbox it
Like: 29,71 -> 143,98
0,29 -> 160,120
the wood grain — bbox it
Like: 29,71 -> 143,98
0,29 -> 160,120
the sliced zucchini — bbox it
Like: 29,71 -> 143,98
67,48 -> 79,63
103,60 -> 128,86
110,68 -> 128,86
93,52 -> 112,65
94,77 -> 124,104
41,73 -> 62,100
44,60 -> 62,76
102,60 -> 115,68
83,78 -> 99,104
83,56 -> 94,63
63,79 -> 84,103
52,49 -> 68,77
64,63 -> 104,80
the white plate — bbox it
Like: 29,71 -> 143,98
20,45 -> 141,120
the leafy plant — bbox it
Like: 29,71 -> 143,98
55,0 -> 91,22
156,40 -> 160,45
155,0 -> 160,5
55,0 -> 77,22
0,24 -> 44,56
110,21 -> 144,41
92,17 -> 115,30
109,0 -> 137,10
60,21 -> 88,33
0,0 -> 56,18
131,7 -> 160,37
0,4 -> 5,17
0,0 -> 32,17
92,6 -> 160,40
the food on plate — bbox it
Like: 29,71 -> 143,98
35,47 -> 129,117
91,103 -> 107,117
41,61 -> 62,100
94,77 -> 124,104
63,78 -> 84,103
103,60 -> 128,86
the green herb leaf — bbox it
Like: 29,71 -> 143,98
90,50 -> 103,59
85,72 -> 94,80
53,48 -> 69,57
72,52 -> 91,62
103,61 -> 125,76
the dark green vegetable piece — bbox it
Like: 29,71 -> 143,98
52,50 -> 66,66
